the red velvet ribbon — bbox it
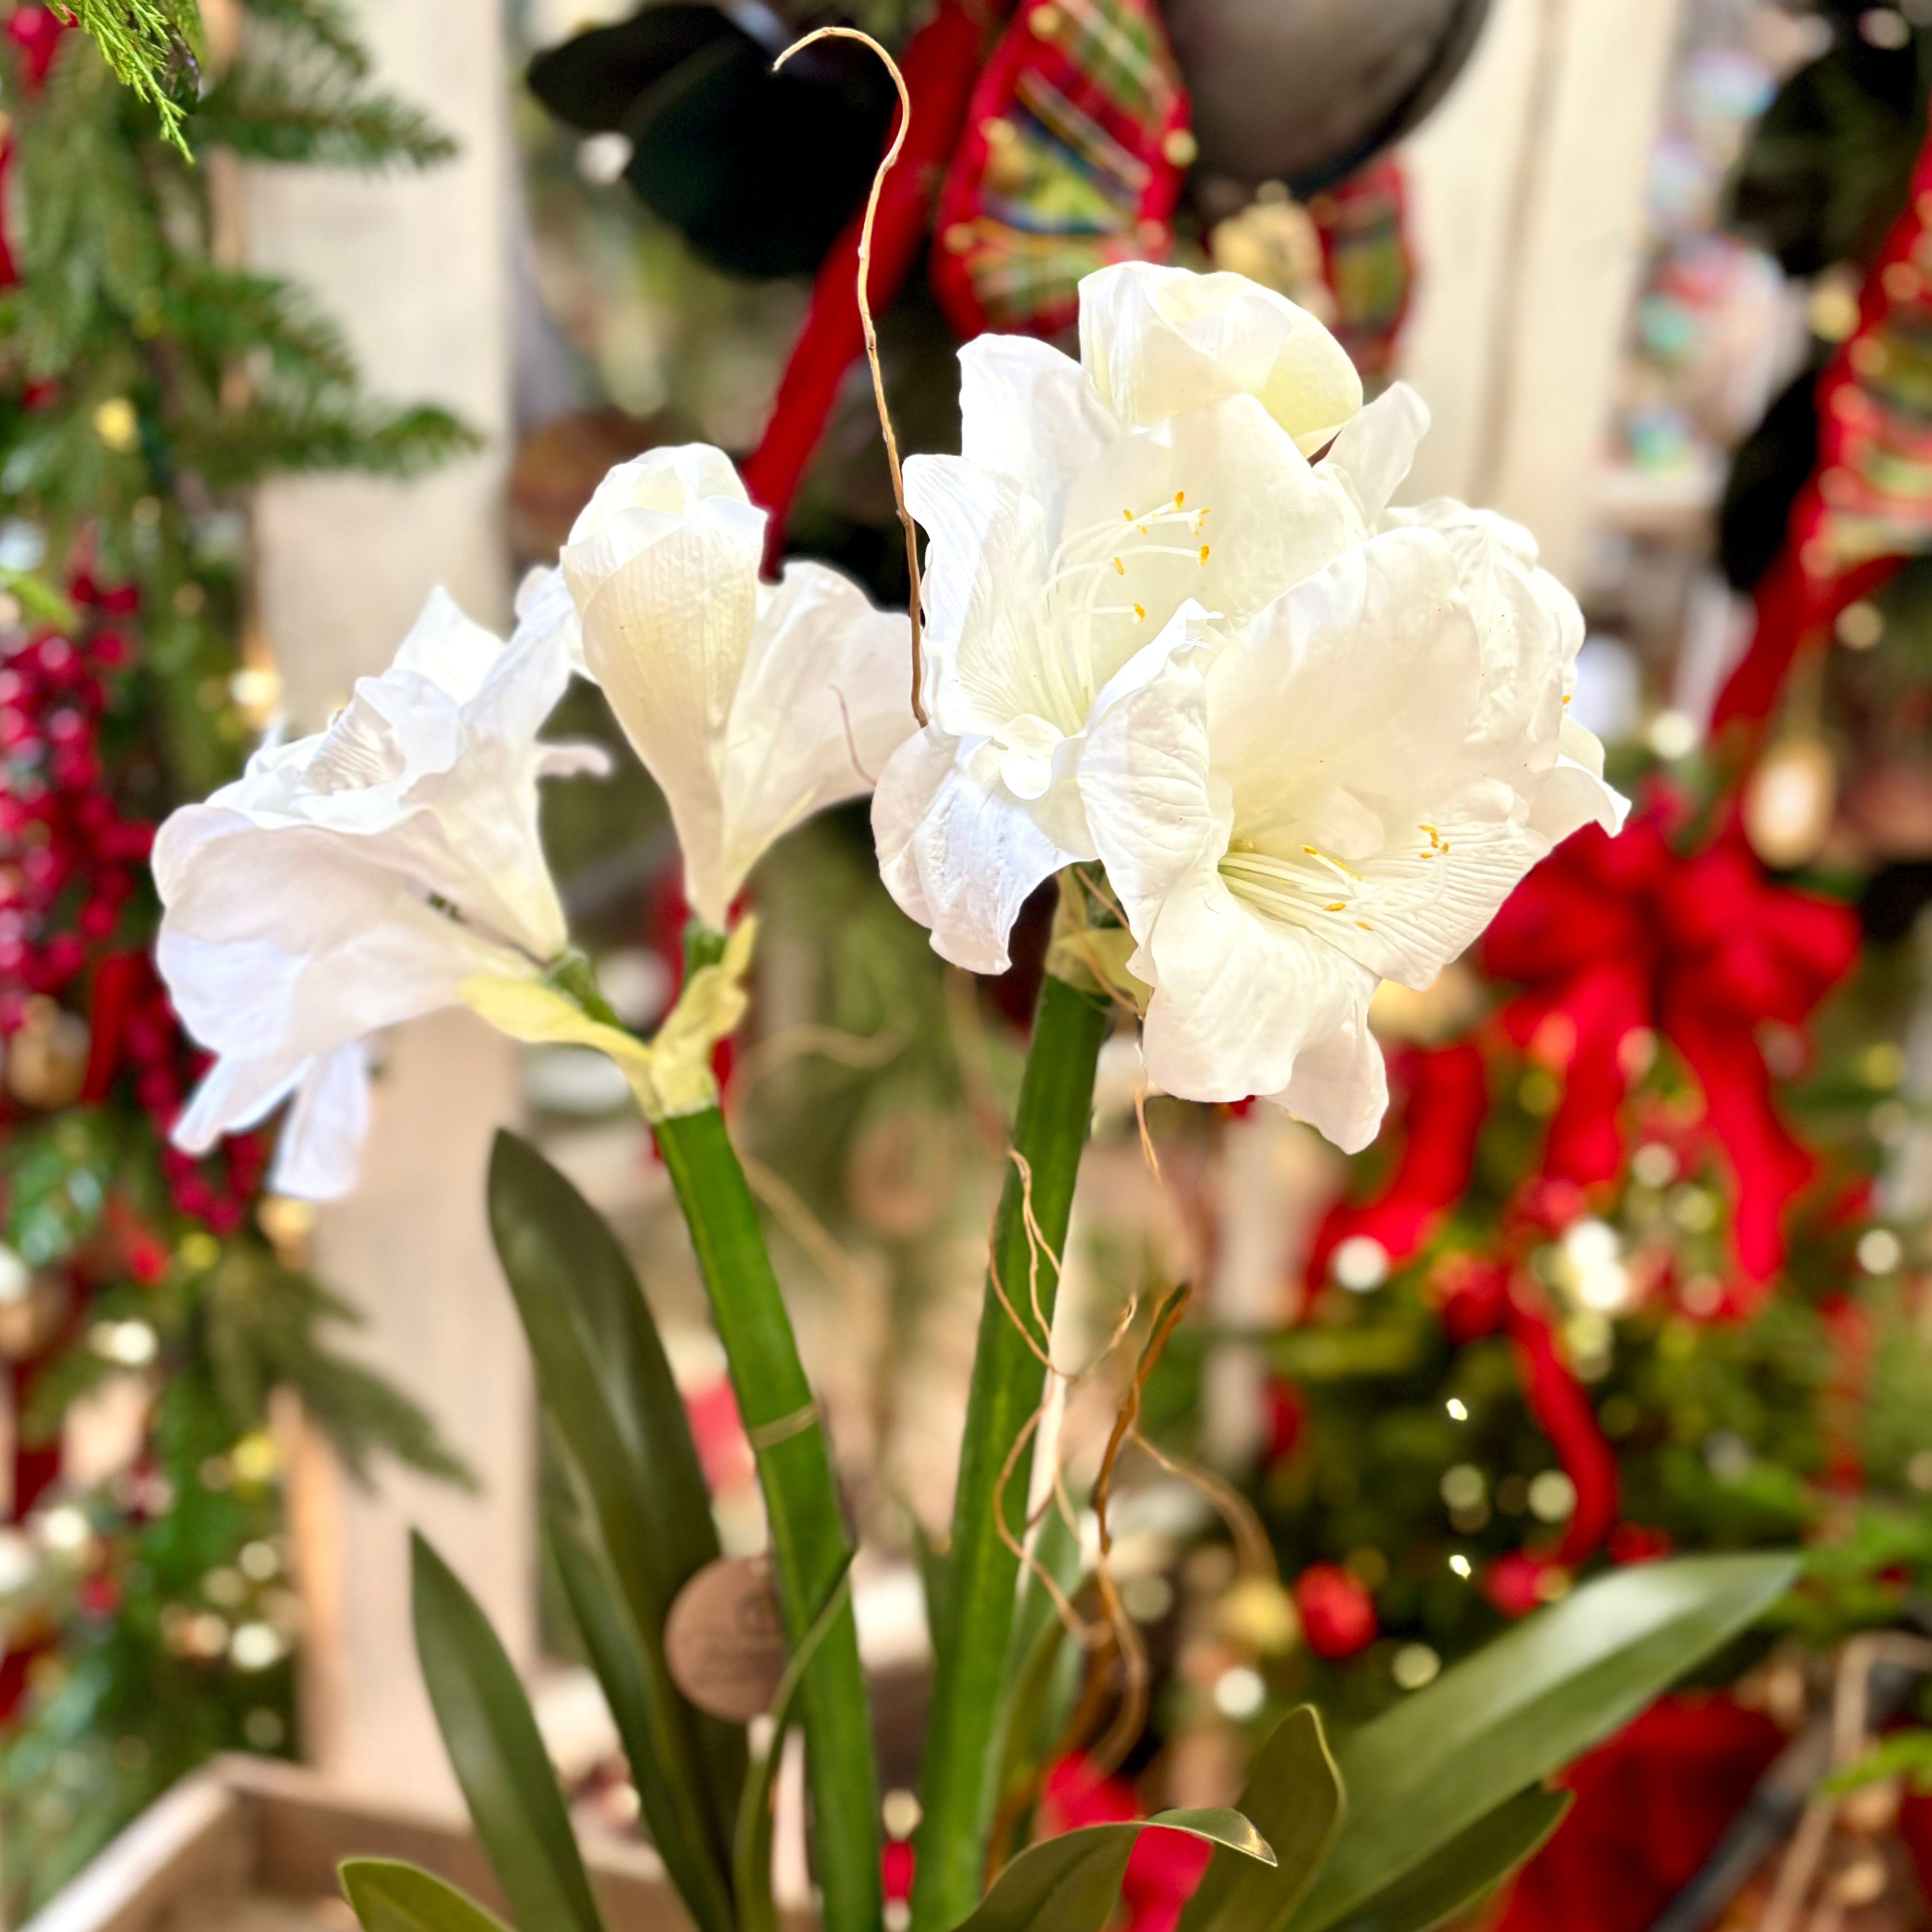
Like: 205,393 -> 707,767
1304,1042 -> 1487,1292
1435,1258 -> 1620,1565
738,0 -> 1006,560
1482,817 -> 1859,1289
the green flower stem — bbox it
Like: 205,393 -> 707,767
654,1104 -> 883,1932
911,969 -> 1111,1932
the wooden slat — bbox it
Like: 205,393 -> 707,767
20,1768 -> 251,1932
25,1758 -> 691,1932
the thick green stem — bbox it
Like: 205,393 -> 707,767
911,971 -> 1110,1932
655,1107 -> 883,1932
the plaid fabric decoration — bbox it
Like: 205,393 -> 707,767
929,0 -> 1191,338
1800,154 -> 1932,574
1310,157 -> 1414,384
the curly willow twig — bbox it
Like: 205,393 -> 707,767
773,27 -> 929,727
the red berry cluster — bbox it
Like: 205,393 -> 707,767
0,585 -> 265,1235
0,606 -> 148,1017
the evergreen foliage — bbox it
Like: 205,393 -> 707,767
0,1 -> 476,1912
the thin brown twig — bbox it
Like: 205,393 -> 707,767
1131,1429 -> 1277,1580
774,27 -> 928,727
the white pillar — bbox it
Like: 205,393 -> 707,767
243,0 -> 532,1805
1400,0 -> 1682,587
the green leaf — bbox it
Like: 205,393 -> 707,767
410,1534 -> 605,1932
960,1810 -> 1274,1932
339,1861 -> 511,1932
733,1559 -> 857,1932
489,1132 -> 742,1928
1322,1788 -> 1571,1932
1284,1553 -> 1797,1932
1177,1706 -> 1344,1932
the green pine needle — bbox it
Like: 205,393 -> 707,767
195,58 -> 457,170
237,0 -> 370,77
52,0 -> 205,158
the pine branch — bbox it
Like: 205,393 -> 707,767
194,58 -> 455,170
235,0 -> 369,78
51,0 -> 205,158
177,398 -> 481,488
163,261 -> 360,390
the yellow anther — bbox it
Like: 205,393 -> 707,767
1133,602 -> 1146,622
1325,901 -> 1346,912
1356,920 -> 1374,932
1123,508 -> 1134,522
1199,544 -> 1211,565
1112,556 -> 1125,575
1303,844 -> 1364,882
1563,694 -> 1572,705
1174,490 -> 1186,508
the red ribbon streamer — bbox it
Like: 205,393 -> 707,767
1304,1042 -> 1487,1291
1482,817 -> 1859,1290
738,0 -> 1004,560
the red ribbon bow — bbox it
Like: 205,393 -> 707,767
1481,818 -> 1858,1290
1304,1042 -> 1487,1292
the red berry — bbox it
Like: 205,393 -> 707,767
1293,1564 -> 1378,1659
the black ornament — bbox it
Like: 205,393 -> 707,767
1160,0 -> 1494,192
527,4 -> 898,280
1717,354 -> 1826,596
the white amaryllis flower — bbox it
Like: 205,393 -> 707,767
1078,508 -> 1624,1152
558,442 -> 913,932
874,259 -> 1425,974
156,588 -> 599,1199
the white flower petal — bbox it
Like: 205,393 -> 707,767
1079,261 -> 1362,451
266,1044 -> 372,1201
1260,996 -> 1389,1155
709,560 -> 915,926
903,452 -> 1054,736
1054,393 -> 1366,683
872,728 -> 1086,974
1204,527 -> 1480,816
1137,858 -> 1385,1145
1323,382 -> 1429,522
957,333 -> 1119,534
1079,613 -> 1221,927
567,491 -> 765,907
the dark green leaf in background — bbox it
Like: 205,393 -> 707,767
410,1533 -> 606,1932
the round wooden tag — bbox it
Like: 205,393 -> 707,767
664,1555 -> 789,1721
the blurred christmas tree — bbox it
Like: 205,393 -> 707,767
0,0 -> 471,1912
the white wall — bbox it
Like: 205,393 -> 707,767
1399,0 -> 1681,587
244,0 -> 532,1806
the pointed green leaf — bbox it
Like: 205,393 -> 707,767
959,1809 -> 1274,1932
339,1861 -> 511,1932
1285,1553 -> 1797,1932
1324,1787 -> 1571,1932
1178,1705 -> 1345,1932
410,1533 -> 605,1932
488,1130 -> 744,1918
547,1515 -> 737,1932
733,1558 -> 856,1932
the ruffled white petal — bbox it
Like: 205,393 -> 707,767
872,729 -> 1087,974
957,333 -> 1118,534
1136,860 -> 1387,1149
1078,261 -> 1362,451
1324,383 -> 1430,523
